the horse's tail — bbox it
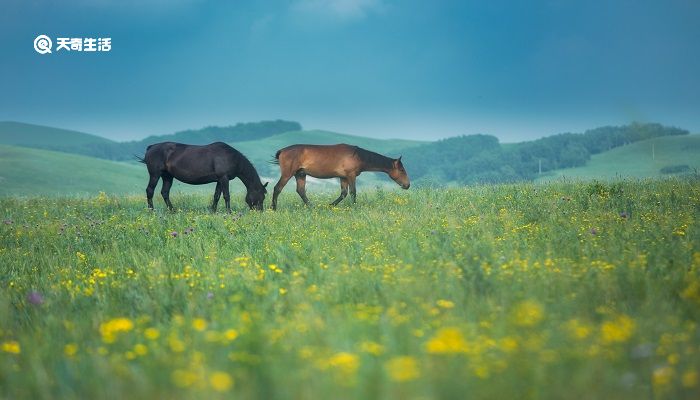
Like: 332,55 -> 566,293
135,144 -> 155,163
268,150 -> 282,165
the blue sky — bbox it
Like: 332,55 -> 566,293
1,0 -> 699,142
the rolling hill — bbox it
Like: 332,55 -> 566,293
0,144 -> 144,196
0,121 -> 114,147
0,145 -> 230,197
537,134 -> 700,181
1,121 -> 697,197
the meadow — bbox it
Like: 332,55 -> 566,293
1,179 -> 699,399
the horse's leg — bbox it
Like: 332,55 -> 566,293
220,178 -> 232,213
272,173 -> 292,210
161,173 -> 175,211
348,175 -> 358,203
146,174 -> 160,209
211,182 -> 222,212
330,178 -> 349,206
295,172 -> 311,206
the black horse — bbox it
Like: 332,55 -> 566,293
138,142 -> 268,211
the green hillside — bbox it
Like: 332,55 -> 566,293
537,134 -> 700,181
0,144 -> 145,196
0,145 -> 224,197
0,121 -> 113,147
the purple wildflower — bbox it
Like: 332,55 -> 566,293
170,231 -> 178,238
27,291 -> 44,305
590,228 -> 598,235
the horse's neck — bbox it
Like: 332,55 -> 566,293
238,162 -> 262,190
360,154 -> 393,173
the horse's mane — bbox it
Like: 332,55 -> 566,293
353,146 -> 394,170
233,148 -> 265,190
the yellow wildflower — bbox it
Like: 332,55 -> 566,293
358,341 -> 385,356
564,319 -> 591,340
425,327 -> 468,354
2,341 -> 21,354
512,300 -> 544,327
600,315 -> 635,344
682,370 -> 698,388
327,352 -> 360,376
64,343 -> 78,357
99,318 -> 134,343
144,327 -> 160,340
224,329 -> 239,342
171,369 -> 199,388
169,336 -> 186,353
134,344 -> 148,356
652,365 -> 674,387
385,356 -> 420,382
500,337 -> 519,353
192,318 -> 207,332
436,299 -> 455,309
209,371 -> 234,392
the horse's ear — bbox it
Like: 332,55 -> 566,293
398,156 -> 402,162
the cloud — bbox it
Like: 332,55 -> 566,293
290,0 -> 385,21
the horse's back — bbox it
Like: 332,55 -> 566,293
277,143 -> 356,158
275,143 -> 361,178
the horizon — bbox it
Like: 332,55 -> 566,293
2,1 -> 699,142
2,118 -> 696,146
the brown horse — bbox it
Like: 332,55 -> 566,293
271,144 -> 410,209
138,142 -> 268,212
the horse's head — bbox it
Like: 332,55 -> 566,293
388,156 -> 410,190
246,182 -> 268,211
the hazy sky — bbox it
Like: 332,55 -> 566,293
1,0 -> 699,142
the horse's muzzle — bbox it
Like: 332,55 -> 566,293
402,183 -> 410,190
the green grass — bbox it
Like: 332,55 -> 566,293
538,135 -> 700,181
1,180 -> 699,399
0,144 -> 145,196
0,121 -> 113,147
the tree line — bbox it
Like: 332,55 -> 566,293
401,123 -> 689,185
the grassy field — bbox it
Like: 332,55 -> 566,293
1,179 -> 699,399
538,135 -> 700,181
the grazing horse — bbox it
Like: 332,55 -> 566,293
138,142 -> 268,211
271,144 -> 410,210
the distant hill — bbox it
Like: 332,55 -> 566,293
537,134 -> 700,181
1,120 -> 697,197
0,120 -> 302,160
402,122 -> 690,185
0,121 -> 114,147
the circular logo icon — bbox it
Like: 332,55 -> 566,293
34,35 -> 52,54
